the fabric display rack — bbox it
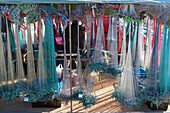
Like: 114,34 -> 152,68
0,0 -> 170,112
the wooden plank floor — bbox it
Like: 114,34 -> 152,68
0,76 -> 169,112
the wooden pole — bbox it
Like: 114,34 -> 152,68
69,4 -> 72,113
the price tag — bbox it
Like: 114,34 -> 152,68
24,97 -> 29,102
78,94 -> 83,98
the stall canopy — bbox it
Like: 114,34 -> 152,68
0,0 -> 170,5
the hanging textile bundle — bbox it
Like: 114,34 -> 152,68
33,14 -> 54,102
72,5 -> 85,101
101,16 -> 105,50
25,13 -> 53,102
26,18 -> 36,88
106,10 -> 112,51
90,16 -> 106,72
60,22 -> 70,103
133,22 -> 146,98
14,23 -> 27,100
72,21 -> 88,101
112,21 -> 141,108
119,19 -> 127,69
79,4 -> 98,108
1,17 -> 21,101
44,16 -> 59,97
104,12 -> 121,77
143,20 -> 161,108
0,16 -> 8,100
157,11 -> 170,101
8,21 -> 16,51
131,22 -> 137,62
144,18 -> 152,71
158,22 -> 170,103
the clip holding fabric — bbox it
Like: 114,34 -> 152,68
113,13 -> 120,15
100,14 -> 108,20
87,12 -> 92,16
62,16 -> 68,23
19,24 -> 27,30
159,18 -> 162,24
135,19 -> 143,23
4,12 -> 13,20
77,15 -> 83,20
124,16 -> 133,22
47,18 -> 53,25
136,9 -> 143,14
39,7 -> 46,13
103,5 -> 109,8
20,13 -> 27,18
84,24 -> 89,31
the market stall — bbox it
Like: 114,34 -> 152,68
0,0 -> 169,112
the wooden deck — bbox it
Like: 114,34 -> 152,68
0,75 -> 169,112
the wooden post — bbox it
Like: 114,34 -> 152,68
69,4 -> 72,113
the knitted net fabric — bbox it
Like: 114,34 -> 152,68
112,21 -> 141,108
43,16 -> 59,99
0,16 -> 8,99
109,14 -> 119,70
72,5 -> 85,102
144,18 -> 152,70
106,10 -> 112,51
26,18 -> 36,88
144,20 -> 161,108
90,17 -> 106,72
104,13 -> 121,77
60,23 -> 70,103
158,23 -> 170,103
